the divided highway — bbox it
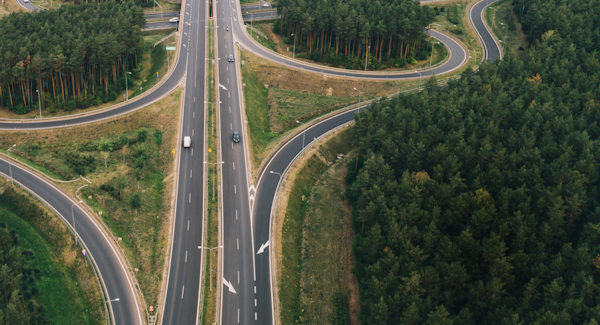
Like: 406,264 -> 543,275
215,0 -> 259,323
1,0 -> 501,324
225,0 -> 503,324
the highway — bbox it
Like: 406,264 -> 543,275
0,0 -> 501,324
214,0 -> 260,322
158,0 -> 208,323
223,0 -> 503,323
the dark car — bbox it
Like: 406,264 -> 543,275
228,55 -> 235,62
233,132 -> 240,143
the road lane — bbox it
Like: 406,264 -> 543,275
159,0 -> 208,323
215,0 -> 263,323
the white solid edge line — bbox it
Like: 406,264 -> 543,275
0,159 -> 144,325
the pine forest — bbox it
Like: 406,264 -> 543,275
345,0 -> 600,323
273,0 -> 436,67
0,3 -> 146,114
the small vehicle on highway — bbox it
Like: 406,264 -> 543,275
183,136 -> 191,148
262,3 -> 270,6
169,17 -> 179,23
24,0 -> 29,2
233,132 -> 240,143
226,27 -> 229,31
228,55 -> 234,62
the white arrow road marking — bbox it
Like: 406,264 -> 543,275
219,84 -> 228,90
223,278 -> 237,294
256,240 -> 269,254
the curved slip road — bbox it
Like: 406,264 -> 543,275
3,0 -> 210,324
1,0 -> 500,324
0,158 -> 144,325
223,0 -> 503,324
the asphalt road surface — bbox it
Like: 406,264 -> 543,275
0,159 -> 144,325
1,0 -> 501,324
145,10 -> 179,19
226,0 -> 503,323
215,0 -> 261,323
232,12 -> 468,80
158,0 -> 208,323
470,0 -> 502,60
241,10 -> 277,21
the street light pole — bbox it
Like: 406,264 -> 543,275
204,161 -> 224,200
7,144 -> 16,185
167,41 -> 175,70
36,89 -> 41,119
106,298 -> 120,304
71,200 -> 83,245
353,87 -> 363,104
270,171 -> 282,214
126,72 -> 131,101
198,246 -> 223,290
365,46 -> 370,71
415,70 -> 423,88
500,22 -> 508,53
296,121 -> 306,157
291,33 -> 296,59
429,42 -> 439,67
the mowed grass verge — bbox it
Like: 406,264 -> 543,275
240,50 -> 429,179
0,88 -> 183,308
0,178 -> 104,325
278,127 -> 355,324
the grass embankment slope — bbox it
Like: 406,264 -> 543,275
275,127 -> 358,325
241,50 -> 430,179
0,88 -> 183,309
0,178 -> 104,324
0,0 -> 22,16
0,29 -> 177,120
484,0 -> 527,56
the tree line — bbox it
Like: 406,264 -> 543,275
0,2 -> 146,114
273,0 -> 435,68
0,224 -> 49,324
345,0 -> 600,323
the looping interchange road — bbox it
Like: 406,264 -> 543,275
0,0 -> 500,323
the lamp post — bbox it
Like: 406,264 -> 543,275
36,89 -> 41,119
126,72 -> 131,101
106,298 -> 120,304
365,46 -> 370,71
500,22 -> 508,53
71,200 -> 84,245
290,33 -> 296,59
7,144 -> 16,185
429,42 -> 439,67
354,87 -> 363,104
198,246 -> 223,290
415,70 -> 422,88
296,120 -> 306,157
167,41 -> 175,70
270,171 -> 282,215
204,161 -> 224,200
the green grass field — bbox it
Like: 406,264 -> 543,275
278,128 -> 355,324
0,203 -> 101,325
